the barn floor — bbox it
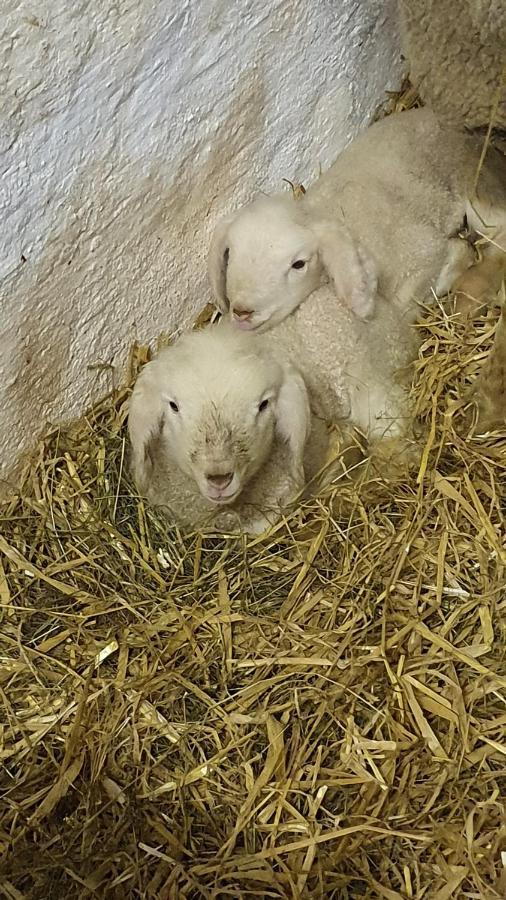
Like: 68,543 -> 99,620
0,298 -> 505,899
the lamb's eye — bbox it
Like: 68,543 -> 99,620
169,400 -> 179,413
292,259 -> 306,270
258,399 -> 269,413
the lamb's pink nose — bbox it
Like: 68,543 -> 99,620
206,472 -> 233,490
232,307 -> 253,321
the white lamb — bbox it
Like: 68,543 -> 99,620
127,321 -> 332,535
208,107 -> 506,329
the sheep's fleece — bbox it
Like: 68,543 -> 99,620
259,284 -> 418,443
127,322 -> 331,535
209,108 -> 506,331
398,0 -> 506,131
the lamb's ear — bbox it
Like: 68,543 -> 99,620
128,364 -> 165,493
312,220 -> 378,320
275,364 -> 311,484
207,213 -> 237,313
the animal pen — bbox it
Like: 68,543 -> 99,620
1,23 -> 506,900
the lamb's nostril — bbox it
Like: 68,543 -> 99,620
206,472 -> 233,490
232,307 -> 253,321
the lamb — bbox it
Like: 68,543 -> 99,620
208,107 -> 506,330
128,296 -> 418,541
127,320 -> 333,535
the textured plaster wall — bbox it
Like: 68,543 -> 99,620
0,0 -> 404,482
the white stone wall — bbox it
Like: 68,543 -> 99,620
0,0 -> 403,481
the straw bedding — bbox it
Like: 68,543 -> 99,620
1,103 -> 506,900
1,302 -> 505,899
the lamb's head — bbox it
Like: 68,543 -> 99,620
208,194 -> 378,332
208,196 -> 320,332
128,322 -> 311,506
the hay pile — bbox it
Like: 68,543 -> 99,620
1,298 -> 505,899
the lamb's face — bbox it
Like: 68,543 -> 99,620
225,199 -> 321,332
160,339 -> 284,505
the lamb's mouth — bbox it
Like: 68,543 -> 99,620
233,316 -> 271,334
232,317 -> 257,331
206,488 -> 242,506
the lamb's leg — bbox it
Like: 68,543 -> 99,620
470,304 -> 506,430
435,237 -> 476,297
356,392 -> 421,477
